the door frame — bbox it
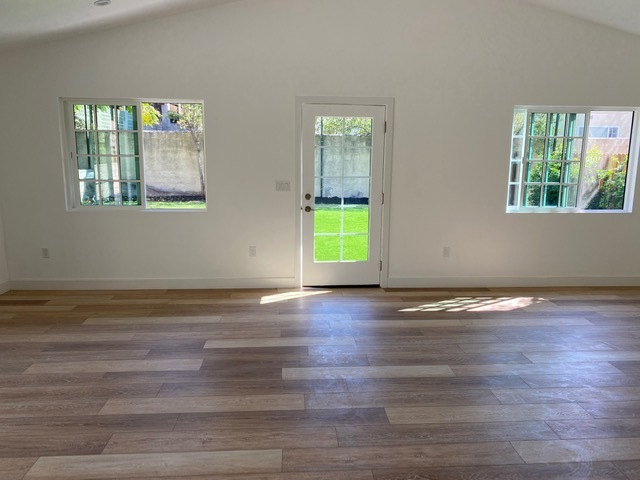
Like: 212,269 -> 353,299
294,96 -> 395,288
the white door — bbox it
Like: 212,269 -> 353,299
301,103 -> 386,286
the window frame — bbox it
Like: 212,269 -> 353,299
60,97 -> 207,212
506,105 -> 640,213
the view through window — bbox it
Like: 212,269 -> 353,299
507,107 -> 636,211
66,100 -> 206,210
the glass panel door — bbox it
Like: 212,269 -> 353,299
302,104 -> 386,286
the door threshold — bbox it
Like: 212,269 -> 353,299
302,284 -> 381,288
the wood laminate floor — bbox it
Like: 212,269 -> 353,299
1,287 -> 640,479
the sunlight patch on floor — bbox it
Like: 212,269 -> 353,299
260,290 -> 332,305
400,296 -> 544,312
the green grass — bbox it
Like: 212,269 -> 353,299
314,206 -> 369,262
146,201 -> 206,210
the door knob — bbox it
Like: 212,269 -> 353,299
304,206 -> 314,212
305,193 -> 312,200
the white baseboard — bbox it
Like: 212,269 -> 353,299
7,275 -> 640,292
386,276 -> 640,289
8,276 -> 299,291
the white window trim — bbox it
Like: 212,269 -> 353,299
506,106 -> 640,214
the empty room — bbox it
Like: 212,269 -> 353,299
1,0 -> 640,478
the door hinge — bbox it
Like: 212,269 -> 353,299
384,121 -> 387,133
381,192 -> 384,205
380,260 -> 383,271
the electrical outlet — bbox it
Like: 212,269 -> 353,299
41,248 -> 50,259
275,180 -> 291,192
443,246 -> 450,258
249,246 -> 257,257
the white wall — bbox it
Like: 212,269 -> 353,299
0,204 -> 9,293
1,0 -> 640,289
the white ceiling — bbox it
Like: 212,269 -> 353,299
0,0 -> 238,52
523,0 -> 640,38
0,0 -> 639,52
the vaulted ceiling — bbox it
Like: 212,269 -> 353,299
0,0 -> 237,52
523,0 -> 640,38
0,0 -> 639,52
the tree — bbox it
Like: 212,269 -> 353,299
140,102 -> 206,202
315,116 -> 372,136
171,104 -> 206,199
584,150 -> 627,210
142,103 -> 161,127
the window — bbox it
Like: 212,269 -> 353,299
63,99 -> 206,210
507,107 -> 637,211
577,126 -> 621,138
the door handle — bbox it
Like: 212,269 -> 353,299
304,206 -> 314,212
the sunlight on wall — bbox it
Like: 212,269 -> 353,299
399,296 -> 544,312
260,290 -> 331,304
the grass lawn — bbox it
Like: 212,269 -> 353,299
314,206 -> 369,262
146,201 -> 206,210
